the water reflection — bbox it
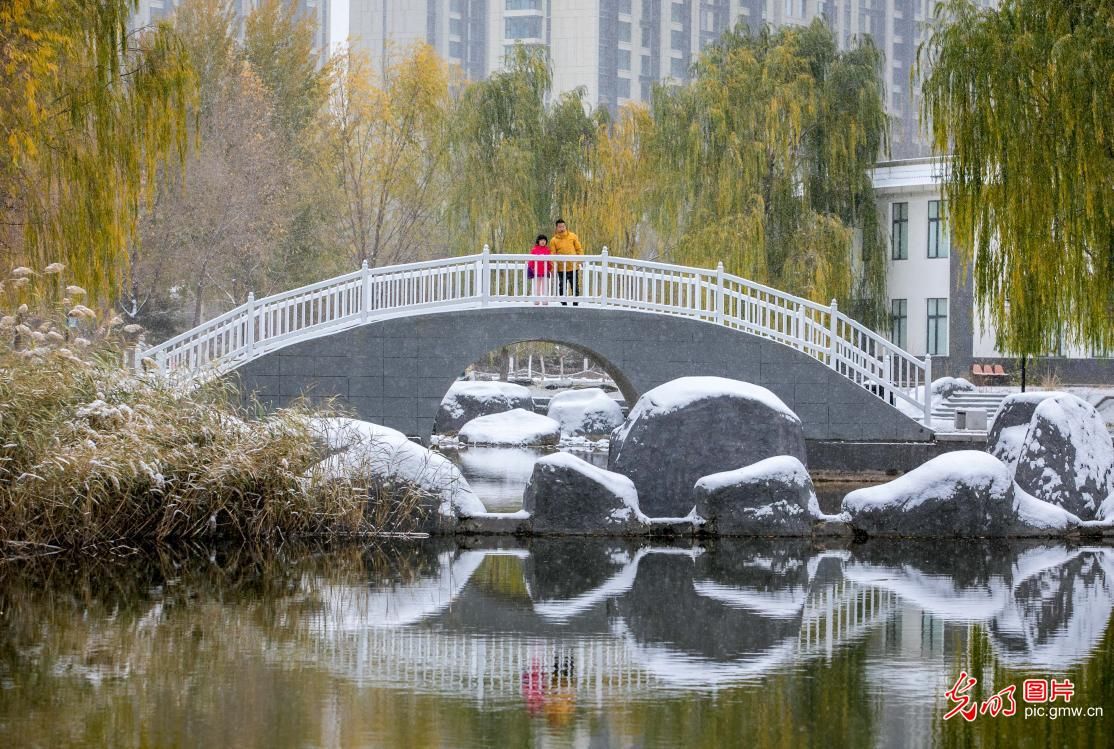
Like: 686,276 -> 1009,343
440,445 -> 609,512
0,540 -> 1110,748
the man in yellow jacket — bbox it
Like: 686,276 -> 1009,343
550,218 -> 583,306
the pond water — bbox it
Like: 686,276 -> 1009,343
0,538 -> 1110,747
439,444 -> 857,515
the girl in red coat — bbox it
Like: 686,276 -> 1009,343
527,234 -> 551,304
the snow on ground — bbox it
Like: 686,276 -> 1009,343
546,387 -> 623,436
458,409 -> 561,446
842,451 -> 1011,512
308,417 -> 485,517
533,451 -> 649,523
439,380 -> 533,420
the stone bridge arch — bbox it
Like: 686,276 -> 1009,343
233,306 -> 932,444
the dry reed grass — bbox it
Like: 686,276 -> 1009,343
0,264 -> 432,556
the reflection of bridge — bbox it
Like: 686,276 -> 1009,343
139,251 -> 934,441
295,546 -> 899,699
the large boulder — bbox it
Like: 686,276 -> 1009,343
458,409 -> 561,446
307,417 -> 486,532
1013,393 -> 1114,520
523,452 -> 649,534
546,388 -> 624,437
693,456 -> 817,536
608,377 -> 806,517
987,391 -> 1065,472
434,381 -> 534,435
842,451 -> 1015,537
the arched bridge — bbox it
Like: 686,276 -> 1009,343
139,250 -> 936,442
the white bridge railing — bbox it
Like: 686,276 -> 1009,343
138,248 -> 934,424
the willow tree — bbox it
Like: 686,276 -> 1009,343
565,104 -> 653,257
645,20 -> 888,319
0,0 -> 196,302
450,45 -> 598,253
919,0 -> 1114,358
321,45 -> 454,268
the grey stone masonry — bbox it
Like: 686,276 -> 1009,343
232,307 -> 933,443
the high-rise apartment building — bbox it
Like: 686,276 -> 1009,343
349,1 -> 998,158
132,0 -> 333,65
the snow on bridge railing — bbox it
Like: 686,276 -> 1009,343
137,247 -> 933,425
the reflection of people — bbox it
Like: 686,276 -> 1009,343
545,652 -> 577,727
521,657 -> 545,716
527,234 -> 551,304
550,218 -> 583,306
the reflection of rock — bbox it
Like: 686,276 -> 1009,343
523,539 -> 634,604
458,409 -> 560,446
987,392 -> 1064,472
609,377 -> 807,517
434,381 -> 534,435
844,541 -> 1114,670
693,456 -> 816,536
524,452 -> 649,534
692,538 -> 813,619
989,547 -> 1114,670
617,552 -> 801,662
1013,393 -> 1114,520
546,388 -> 624,437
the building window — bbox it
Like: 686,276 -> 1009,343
672,29 -> 687,50
927,199 -> 949,258
618,49 -> 631,70
616,77 -> 631,98
890,299 -> 907,350
641,54 -> 652,74
505,15 -> 542,39
891,201 -> 908,260
671,3 -> 685,23
449,41 -> 463,58
505,0 -> 541,9
670,57 -> 687,77
926,298 -> 948,356
619,0 -> 632,12
619,21 -> 632,42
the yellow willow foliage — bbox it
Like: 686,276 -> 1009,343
322,44 -> 453,267
563,104 -> 652,257
645,20 -> 887,319
920,0 -> 1114,357
0,0 -> 197,303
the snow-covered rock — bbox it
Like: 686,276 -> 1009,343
609,377 -> 806,517
308,417 -> 485,530
692,456 -> 817,536
523,452 -> 650,534
932,376 -> 977,401
842,451 -> 1016,537
1013,393 -> 1114,520
434,380 -> 534,435
458,409 -> 561,446
1010,484 -> 1082,535
546,388 -> 623,437
987,391 -> 1065,472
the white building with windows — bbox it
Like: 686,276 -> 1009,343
873,158 -> 1113,383
350,1 -> 1000,159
